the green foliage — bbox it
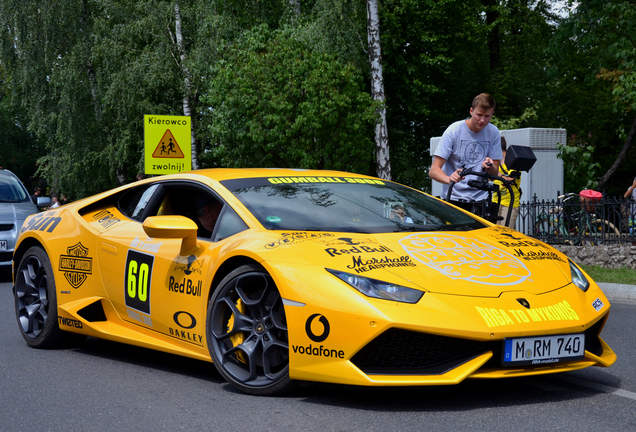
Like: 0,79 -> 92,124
0,65 -> 43,191
203,24 -> 378,174
549,0 -> 636,196
0,0 -> 635,200
556,142 -> 601,191
491,105 -> 539,130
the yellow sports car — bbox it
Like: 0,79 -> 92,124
13,169 -> 616,395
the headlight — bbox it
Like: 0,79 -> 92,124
327,269 -> 424,304
569,260 -> 590,292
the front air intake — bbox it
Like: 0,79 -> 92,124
351,328 -> 492,375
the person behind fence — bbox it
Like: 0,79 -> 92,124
624,177 -> 636,234
492,136 -> 521,228
429,93 -> 502,216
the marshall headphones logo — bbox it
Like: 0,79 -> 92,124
59,242 -> 93,288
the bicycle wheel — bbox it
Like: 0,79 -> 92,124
583,219 -> 620,245
533,213 -> 551,241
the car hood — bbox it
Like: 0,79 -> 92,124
259,226 -> 572,298
0,201 -> 37,226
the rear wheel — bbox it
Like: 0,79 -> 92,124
207,264 -> 294,395
14,246 -> 65,348
584,219 -> 620,245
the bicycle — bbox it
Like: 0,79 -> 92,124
533,191 -> 619,245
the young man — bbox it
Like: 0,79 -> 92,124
429,93 -> 502,213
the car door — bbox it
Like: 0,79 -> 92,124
97,180 -> 240,349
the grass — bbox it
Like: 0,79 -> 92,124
580,265 -> 636,285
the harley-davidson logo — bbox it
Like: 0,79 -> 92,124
59,242 -> 93,289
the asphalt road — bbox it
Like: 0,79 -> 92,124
1,273 -> 635,432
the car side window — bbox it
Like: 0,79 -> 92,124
118,184 -> 161,222
214,208 -> 248,241
146,184 -> 225,240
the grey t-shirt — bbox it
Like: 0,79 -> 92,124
434,120 -> 502,202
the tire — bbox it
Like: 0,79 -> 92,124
207,264 -> 294,395
584,219 -> 620,245
14,246 -> 66,348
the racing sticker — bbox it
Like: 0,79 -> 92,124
130,236 -> 163,254
400,233 -> 530,286
487,228 -> 566,262
475,300 -> 580,328
346,255 -> 416,274
592,298 -> 604,312
265,232 -> 334,249
21,211 -> 62,234
58,316 -> 84,329
59,242 -> 93,289
267,177 -> 384,185
173,255 -> 203,275
291,314 -> 345,359
92,209 -> 121,229
170,311 -> 203,344
125,250 -> 154,314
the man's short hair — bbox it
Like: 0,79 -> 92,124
472,93 -> 496,111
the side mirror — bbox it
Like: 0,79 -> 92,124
142,216 -> 200,255
36,196 -> 51,210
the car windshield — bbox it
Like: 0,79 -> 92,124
0,175 -> 30,203
221,176 -> 486,233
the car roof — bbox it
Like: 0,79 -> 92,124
148,168 -> 381,183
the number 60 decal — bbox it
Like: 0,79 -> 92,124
125,250 -> 154,314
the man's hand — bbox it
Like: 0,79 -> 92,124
449,169 -> 464,183
481,157 -> 499,176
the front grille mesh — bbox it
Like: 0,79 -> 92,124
351,328 -> 492,375
0,252 -> 12,262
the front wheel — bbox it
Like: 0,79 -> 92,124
14,246 -> 65,348
207,264 -> 294,395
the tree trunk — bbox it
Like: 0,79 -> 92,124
289,0 -> 301,24
366,0 -> 391,180
175,3 -> 200,170
597,114 -> 636,191
482,0 -> 501,76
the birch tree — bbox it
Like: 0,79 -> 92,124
366,0 -> 391,180
173,3 -> 199,170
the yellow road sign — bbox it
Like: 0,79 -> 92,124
144,115 -> 192,174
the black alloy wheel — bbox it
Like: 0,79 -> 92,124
14,246 -> 65,348
207,264 -> 293,395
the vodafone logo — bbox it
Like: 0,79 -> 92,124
305,314 -> 330,342
292,314 -> 344,359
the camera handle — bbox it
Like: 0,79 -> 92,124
447,166 -> 515,227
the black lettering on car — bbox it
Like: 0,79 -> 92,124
305,314 -> 330,342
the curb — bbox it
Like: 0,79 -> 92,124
598,282 -> 636,303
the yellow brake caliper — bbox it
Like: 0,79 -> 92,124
227,298 -> 248,364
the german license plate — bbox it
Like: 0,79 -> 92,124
502,334 -> 585,366
0,240 -> 6,251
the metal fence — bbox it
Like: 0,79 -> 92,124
514,195 -> 636,246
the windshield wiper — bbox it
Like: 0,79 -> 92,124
392,224 -> 445,232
